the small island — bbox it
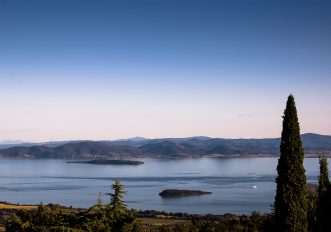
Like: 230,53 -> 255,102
159,189 -> 212,198
68,159 -> 144,165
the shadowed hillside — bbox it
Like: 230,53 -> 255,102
0,133 -> 330,159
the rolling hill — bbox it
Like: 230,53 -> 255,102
0,133 -> 330,159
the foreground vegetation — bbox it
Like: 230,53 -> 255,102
3,202 -> 276,232
5,180 -> 138,232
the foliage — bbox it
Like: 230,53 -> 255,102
105,179 -> 136,232
307,188 -> 317,232
316,156 -> 331,232
107,180 -> 128,214
6,180 -> 137,232
274,95 -> 308,232
6,204 -> 81,232
4,203 -> 278,232
154,212 -> 274,232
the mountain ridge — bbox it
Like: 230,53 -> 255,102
0,133 -> 330,159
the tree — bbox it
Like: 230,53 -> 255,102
107,179 -> 128,214
306,186 -> 317,232
274,95 -> 308,232
106,179 -> 135,232
316,156 -> 331,232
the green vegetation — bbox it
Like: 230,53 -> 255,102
306,184 -> 318,232
4,204 -> 276,232
154,212 -> 275,232
274,95 -> 308,232
5,180 -> 137,232
316,156 -> 331,232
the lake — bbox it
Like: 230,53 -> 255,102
0,158 -> 328,214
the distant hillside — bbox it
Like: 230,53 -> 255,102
301,133 -> 331,152
0,141 -> 141,159
0,133 -> 330,159
139,141 -> 207,157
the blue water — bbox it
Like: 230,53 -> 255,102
0,158 -> 327,214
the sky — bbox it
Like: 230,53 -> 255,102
0,0 -> 331,142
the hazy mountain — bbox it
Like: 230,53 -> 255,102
0,142 -> 38,149
104,137 -> 150,147
0,141 -> 141,159
301,133 -> 331,151
116,137 -> 147,142
0,140 -> 26,144
0,141 -> 71,149
0,133 -> 330,159
139,141 -> 207,157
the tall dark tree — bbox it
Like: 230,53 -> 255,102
316,156 -> 331,232
274,95 -> 308,232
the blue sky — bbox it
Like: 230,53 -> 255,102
0,0 -> 331,141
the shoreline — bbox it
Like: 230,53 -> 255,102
0,201 -> 261,218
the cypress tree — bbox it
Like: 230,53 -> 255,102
316,156 -> 330,232
274,95 -> 308,232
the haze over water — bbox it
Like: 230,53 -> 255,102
0,158 -> 328,214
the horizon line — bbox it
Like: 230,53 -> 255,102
0,132 -> 328,144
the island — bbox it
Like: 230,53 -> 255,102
159,189 -> 212,198
68,159 -> 144,165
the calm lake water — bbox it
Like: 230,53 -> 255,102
0,158 -> 329,214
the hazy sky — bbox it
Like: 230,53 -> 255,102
1,0 -> 331,142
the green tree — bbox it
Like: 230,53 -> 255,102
316,156 -> 331,232
306,187 -> 317,232
107,179 -> 128,215
274,95 -> 308,232
106,179 -> 135,232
